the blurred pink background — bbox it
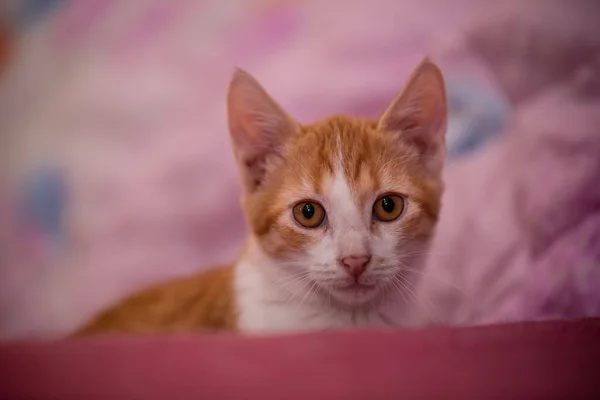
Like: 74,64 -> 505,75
0,0 -> 599,340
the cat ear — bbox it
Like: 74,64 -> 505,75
227,68 -> 299,192
378,58 -> 448,175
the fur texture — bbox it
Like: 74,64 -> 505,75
76,265 -> 236,334
76,59 -> 447,335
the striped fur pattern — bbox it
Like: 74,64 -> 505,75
76,59 -> 447,335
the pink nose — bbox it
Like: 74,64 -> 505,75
340,254 -> 371,279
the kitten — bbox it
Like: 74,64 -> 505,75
76,58 -> 447,335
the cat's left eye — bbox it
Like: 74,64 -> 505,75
373,194 -> 405,222
292,201 -> 326,229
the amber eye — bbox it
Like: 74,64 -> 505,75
292,201 -> 326,228
373,194 -> 405,222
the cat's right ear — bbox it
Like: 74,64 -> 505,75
227,68 -> 299,192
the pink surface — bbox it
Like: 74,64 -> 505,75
0,0 -> 599,340
417,77 -> 600,325
415,1 -> 600,325
0,0 -> 496,339
1,319 -> 600,398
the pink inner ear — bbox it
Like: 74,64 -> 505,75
379,62 -> 446,137
227,69 -> 298,191
239,114 -> 265,146
376,61 -> 448,175
228,70 -> 294,147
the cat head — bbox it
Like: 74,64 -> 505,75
228,59 -> 447,309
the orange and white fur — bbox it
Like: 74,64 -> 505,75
76,59 -> 447,335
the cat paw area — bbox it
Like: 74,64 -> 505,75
1,1 -> 600,398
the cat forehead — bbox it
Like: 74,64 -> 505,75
293,116 -> 380,168
247,118 -> 441,245
282,116 -> 414,198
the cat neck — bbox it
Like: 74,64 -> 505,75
234,238 -> 413,333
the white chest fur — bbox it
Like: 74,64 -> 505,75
234,259 -> 411,333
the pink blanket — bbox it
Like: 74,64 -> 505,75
0,0 -> 599,339
1,319 -> 599,398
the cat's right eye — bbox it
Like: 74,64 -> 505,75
292,201 -> 326,229
372,194 -> 405,222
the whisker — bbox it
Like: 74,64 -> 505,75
284,278 -> 313,306
390,279 -> 410,307
397,249 -> 461,259
272,260 -> 308,268
398,265 -> 468,297
395,274 -> 441,324
297,280 -> 318,310
273,270 -> 310,284
275,274 -> 311,291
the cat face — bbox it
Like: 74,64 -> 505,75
228,60 -> 447,309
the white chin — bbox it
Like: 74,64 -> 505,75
329,284 -> 380,306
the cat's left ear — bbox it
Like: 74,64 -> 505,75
378,58 -> 448,175
227,68 -> 299,193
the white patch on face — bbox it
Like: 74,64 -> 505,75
298,140 -> 378,305
299,144 -> 426,308
253,135 -> 430,315
329,136 -> 369,256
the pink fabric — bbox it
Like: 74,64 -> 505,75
0,0 -> 494,339
418,82 -> 600,325
465,0 -> 600,103
415,1 -> 600,325
1,319 -> 599,398
0,0 -> 599,340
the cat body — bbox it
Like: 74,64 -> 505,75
76,59 -> 448,336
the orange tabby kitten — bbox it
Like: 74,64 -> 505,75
76,58 -> 447,335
